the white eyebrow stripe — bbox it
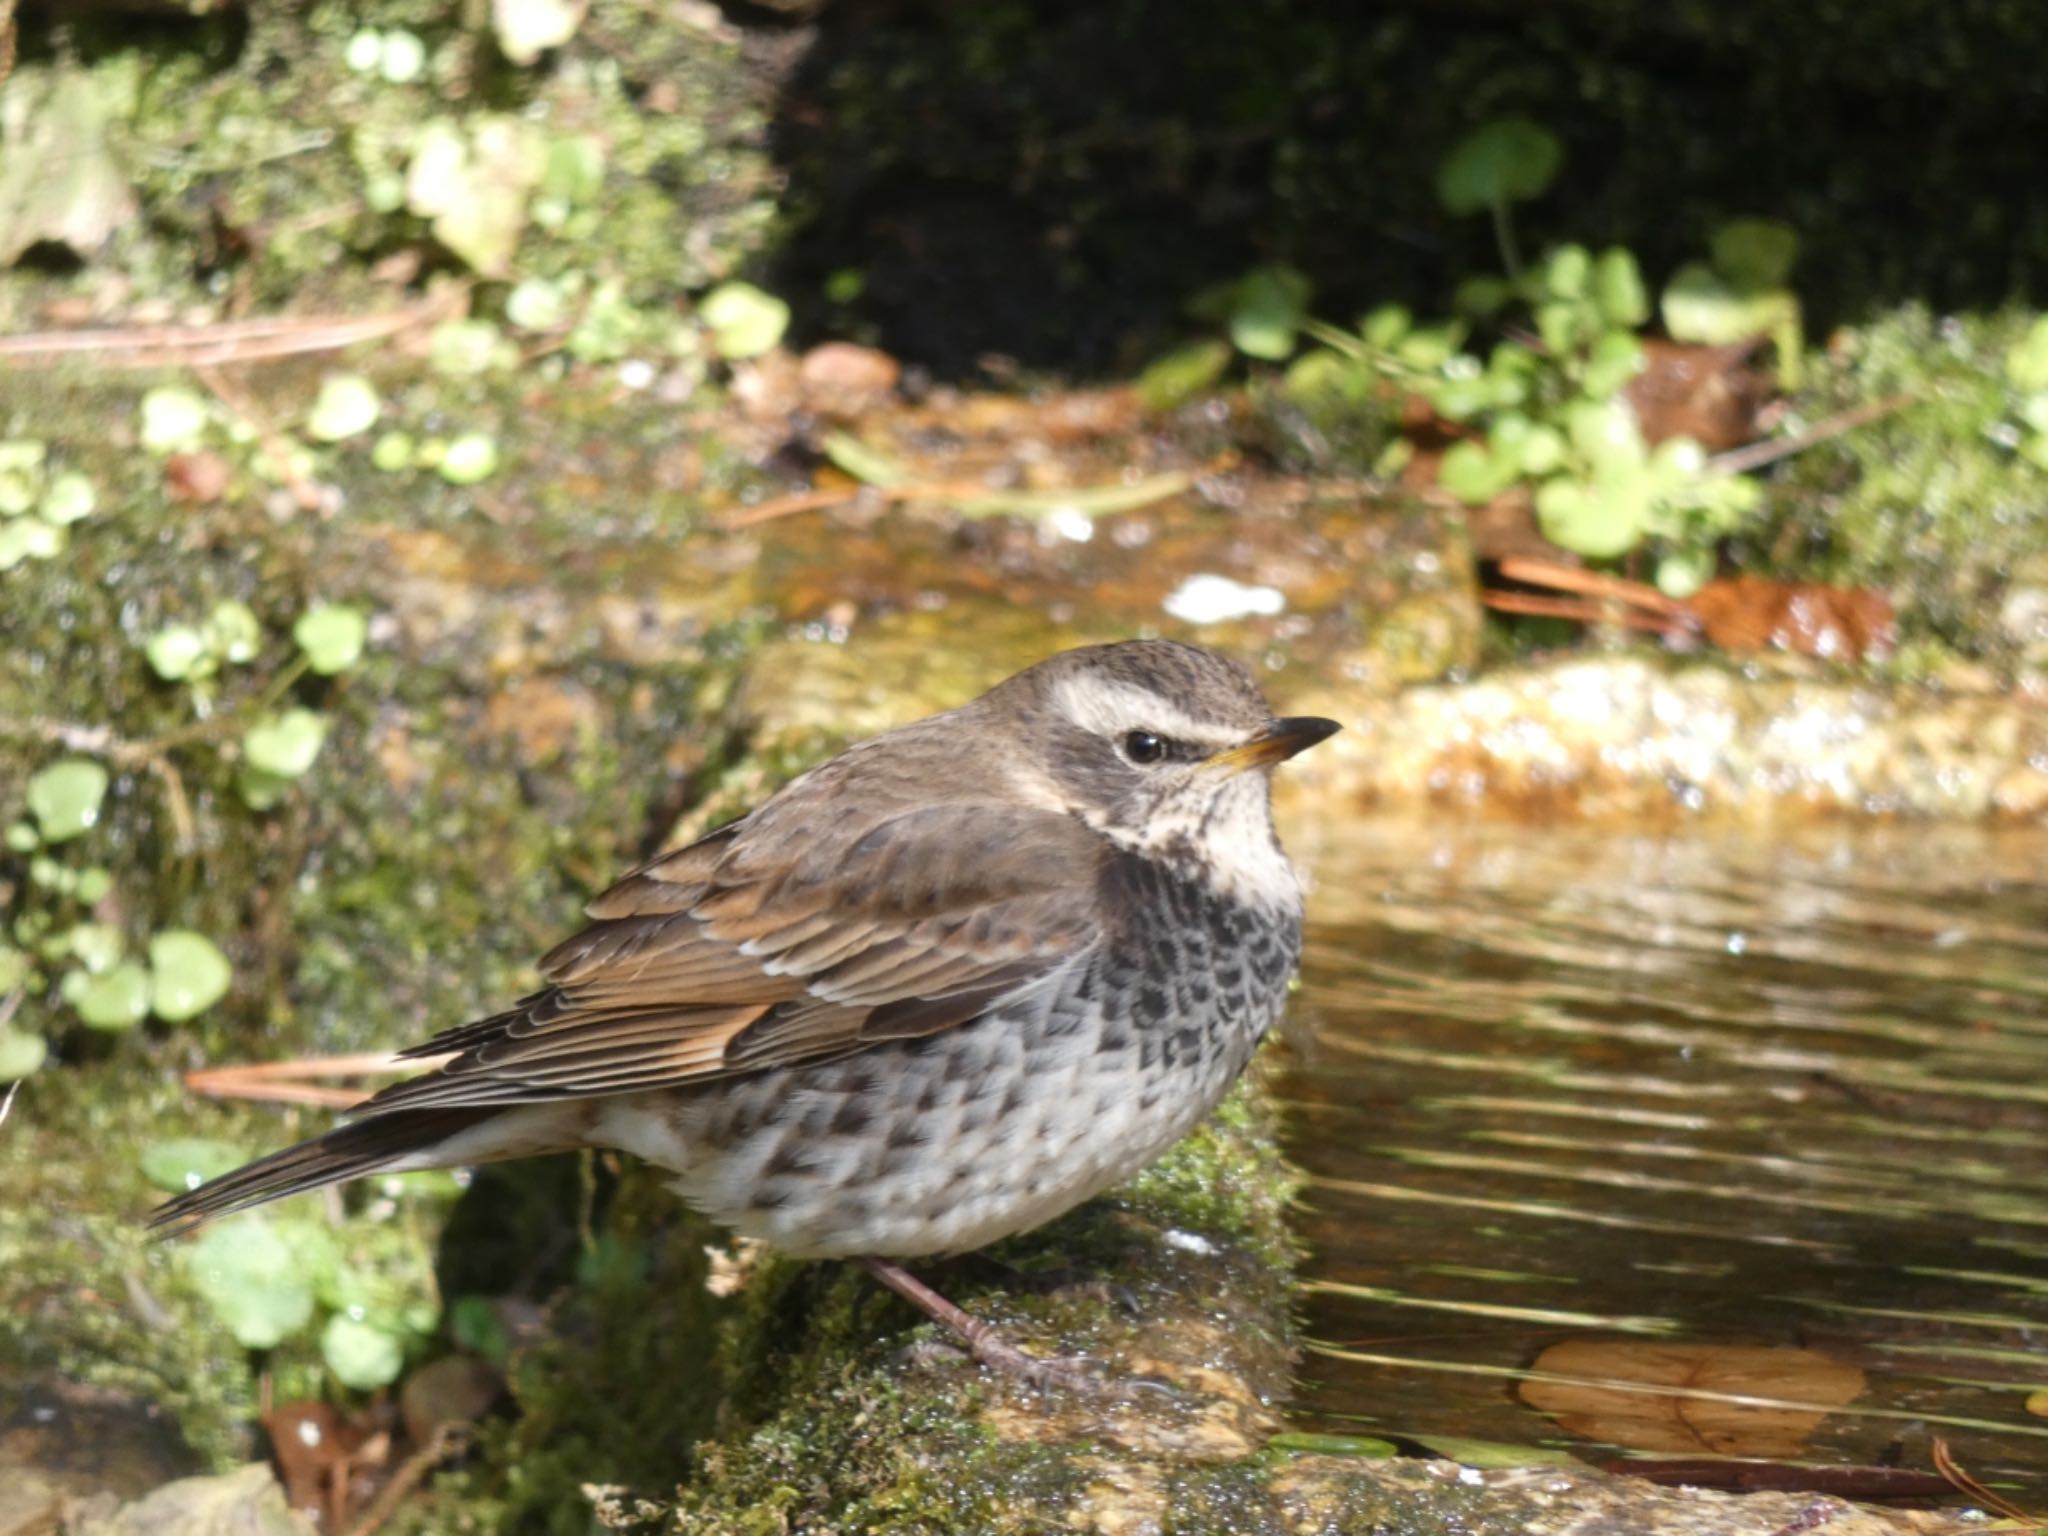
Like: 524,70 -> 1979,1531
1049,676 -> 1234,745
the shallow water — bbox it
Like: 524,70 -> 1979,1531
1280,818 -> 2048,1494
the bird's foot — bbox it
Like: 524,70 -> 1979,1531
862,1257 -> 1124,1396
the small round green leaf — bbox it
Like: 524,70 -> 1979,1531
4,518 -> 63,564
1655,547 -> 1716,600
493,0 -> 585,64
75,866 -> 112,905
148,930 -> 232,1022
1536,472 -> 1647,560
1437,440 -> 1511,504
0,521 -> 41,571
40,471 -> 96,526
437,433 -> 500,485
27,759 -> 108,844
1395,324 -> 1463,371
379,28 -> 427,83
68,921 -> 124,975
306,373 -> 381,443
322,1313 -> 408,1390
0,1020 -> 46,1080
1136,340 -> 1232,412
0,945 -> 28,993
142,1137 -> 247,1192
1582,330 -> 1647,398
0,1026 -> 46,1080
205,601 -> 263,665
1436,117 -> 1562,215
0,439 -> 46,516
4,821 -> 37,853
73,961 -> 150,1030
1226,265 -> 1312,362
146,623 -> 210,681
243,710 -> 328,779
1543,244 -> 1590,301
236,766 -> 292,811
371,432 -> 417,472
1362,304 -> 1414,349
449,1294 -> 512,1362
1281,349 -> 1367,405
1591,247 -> 1650,328
699,281 -> 791,361
345,27 -> 383,72
1534,300 -> 1582,358
187,1218 -> 316,1349
292,604 -> 369,675
1513,423 -> 1566,477
1710,218 -> 1799,289
506,277 -> 569,331
139,386 -> 211,455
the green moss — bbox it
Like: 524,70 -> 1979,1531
1125,1073 -> 1301,1277
0,1066 -> 271,1467
0,357 -> 769,1504
412,1162 -> 734,1536
1758,304 -> 2048,661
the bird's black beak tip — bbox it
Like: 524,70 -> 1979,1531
1271,716 -> 1343,755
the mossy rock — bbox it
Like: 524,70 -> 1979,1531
1760,305 -> 2048,663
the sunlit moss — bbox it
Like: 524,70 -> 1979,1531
1757,305 -> 2048,663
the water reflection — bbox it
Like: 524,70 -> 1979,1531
1280,819 -> 2048,1492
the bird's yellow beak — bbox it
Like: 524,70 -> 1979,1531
1208,716 -> 1342,774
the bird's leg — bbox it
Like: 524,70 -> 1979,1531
858,1257 -> 1103,1393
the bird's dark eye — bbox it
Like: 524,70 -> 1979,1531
1123,730 -> 1167,765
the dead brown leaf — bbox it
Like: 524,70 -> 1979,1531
1520,1338 -> 1866,1457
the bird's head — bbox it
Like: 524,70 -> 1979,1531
986,640 -> 1339,906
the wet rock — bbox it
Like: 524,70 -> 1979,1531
63,1465 -> 310,1536
1270,1458 -> 1976,1536
0,1474 -> 60,1536
1286,653 -> 2048,825
0,1381 -> 201,1512
673,496 -> 1477,840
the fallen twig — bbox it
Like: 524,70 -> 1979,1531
0,290 -> 461,371
1480,590 -> 1684,636
1707,392 -> 1917,477
341,1423 -> 472,1536
195,364 -> 323,512
1485,557 -> 1691,637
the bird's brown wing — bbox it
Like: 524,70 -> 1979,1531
361,792 -> 1105,1113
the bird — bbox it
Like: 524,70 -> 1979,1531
152,639 -> 1339,1388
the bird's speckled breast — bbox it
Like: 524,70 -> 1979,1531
593,855 -> 1302,1259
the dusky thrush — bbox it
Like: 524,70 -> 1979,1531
153,639 -> 1338,1387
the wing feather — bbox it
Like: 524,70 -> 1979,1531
355,784 -> 1103,1117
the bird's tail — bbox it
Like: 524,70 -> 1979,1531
148,1104 -> 574,1236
